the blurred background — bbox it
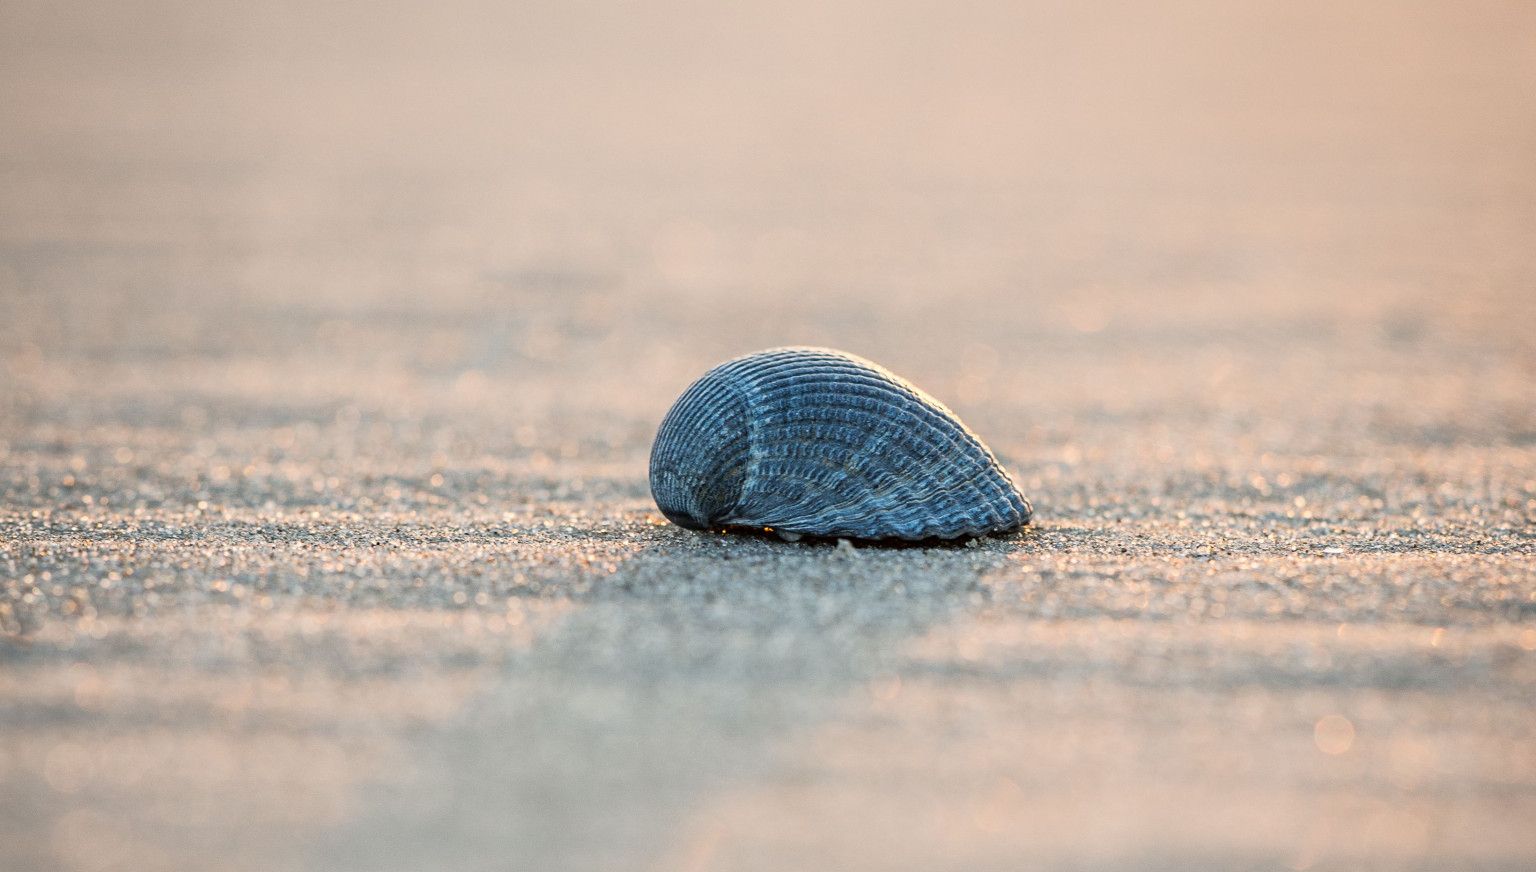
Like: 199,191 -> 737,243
2,1 -> 1534,870
4,0 -> 1532,433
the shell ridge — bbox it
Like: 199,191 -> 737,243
648,370 -> 752,528
735,350 -> 1023,536
744,407 -> 1015,537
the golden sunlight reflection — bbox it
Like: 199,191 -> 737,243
1313,715 -> 1356,756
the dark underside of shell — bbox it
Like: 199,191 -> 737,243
649,347 -> 1032,542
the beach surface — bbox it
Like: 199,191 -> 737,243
3,2 -> 1535,869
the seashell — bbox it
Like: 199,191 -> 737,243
649,347 -> 1032,541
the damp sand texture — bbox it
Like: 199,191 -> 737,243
3,1 -> 1536,871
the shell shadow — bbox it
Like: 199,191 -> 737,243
315,516 -> 1023,872
698,523 -> 1036,551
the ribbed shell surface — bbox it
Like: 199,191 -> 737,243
649,347 -> 1032,541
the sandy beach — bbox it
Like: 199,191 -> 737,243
3,1 -> 1535,869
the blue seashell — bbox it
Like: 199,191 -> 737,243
649,347 -> 1032,541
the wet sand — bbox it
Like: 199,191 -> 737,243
3,1 -> 1535,869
